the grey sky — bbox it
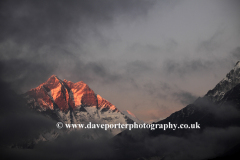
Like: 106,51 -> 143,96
0,0 -> 240,121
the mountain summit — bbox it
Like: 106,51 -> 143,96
26,75 -> 135,136
27,75 -> 118,112
205,61 -> 240,102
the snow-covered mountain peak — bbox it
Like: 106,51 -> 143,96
46,75 -> 61,83
26,75 -> 137,137
205,61 -> 240,102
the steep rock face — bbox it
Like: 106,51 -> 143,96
26,75 -> 134,136
205,61 -> 240,102
27,75 -> 101,111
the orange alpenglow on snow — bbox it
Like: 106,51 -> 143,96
27,75 -> 118,112
126,110 -> 137,118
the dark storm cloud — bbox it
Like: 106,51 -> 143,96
163,56 -> 238,79
196,29 -> 225,53
26,126 -> 240,160
0,0 -> 156,92
125,60 -> 152,78
127,43 -> 161,55
231,47 -> 240,59
32,130 -> 115,160
146,127 -> 240,160
0,59 -> 55,90
194,96 -> 240,121
1,129 -> 116,160
0,79 -> 57,147
172,90 -> 198,105
0,0 -> 154,46
83,62 -> 121,83
143,82 -> 171,99
164,59 -> 214,76
110,126 -> 240,160
143,82 -> 157,96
